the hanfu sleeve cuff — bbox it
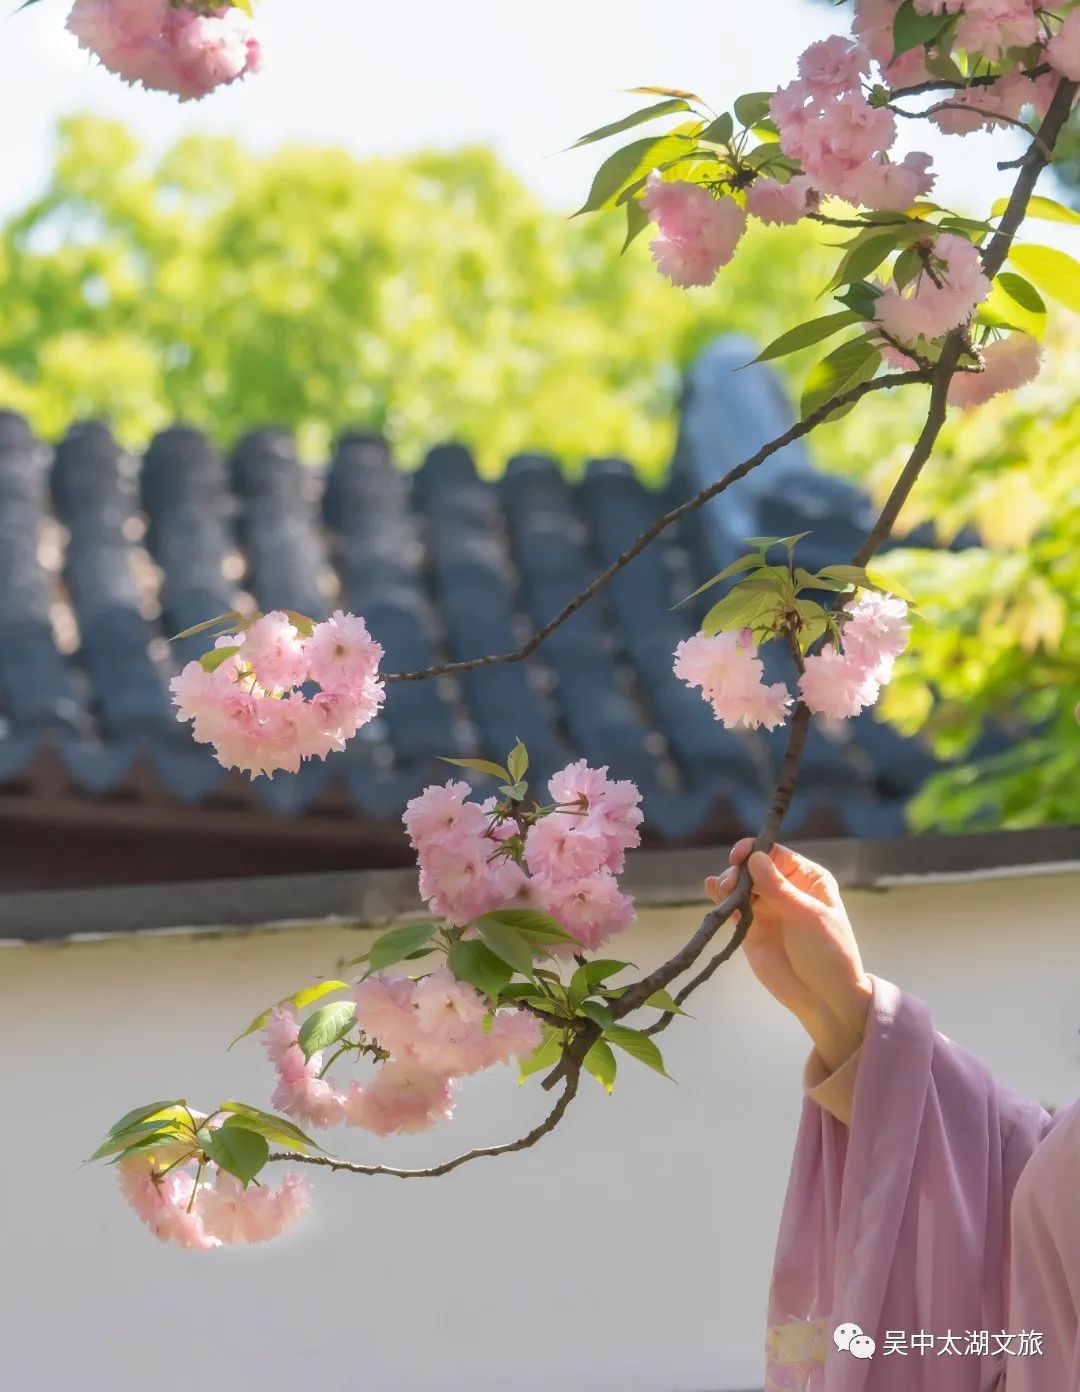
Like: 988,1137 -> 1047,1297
803,1043 -> 863,1126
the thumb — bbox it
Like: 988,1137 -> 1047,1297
748,851 -> 826,923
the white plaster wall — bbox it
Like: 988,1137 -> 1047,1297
1,868 -> 1077,1392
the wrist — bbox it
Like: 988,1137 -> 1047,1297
801,980 -> 871,1074
832,972 -> 873,1044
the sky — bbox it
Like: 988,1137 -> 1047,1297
0,0 -> 1043,220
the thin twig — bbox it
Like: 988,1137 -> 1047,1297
886,63 -> 1048,101
383,369 -> 929,685
266,1065 -> 580,1179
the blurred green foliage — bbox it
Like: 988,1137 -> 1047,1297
867,325 -> 1079,830
0,115 -> 838,479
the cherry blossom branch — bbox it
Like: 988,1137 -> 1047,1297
382,369 -> 929,686
382,68 -> 1074,698
623,77 -> 1080,1039
265,79 -> 1078,1177
265,1064 -> 581,1179
887,100 -> 1044,151
886,62 -> 1049,100
981,77 -> 1078,270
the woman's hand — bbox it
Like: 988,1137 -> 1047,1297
706,840 -> 872,1072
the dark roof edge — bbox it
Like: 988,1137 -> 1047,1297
2,825 -> 1077,947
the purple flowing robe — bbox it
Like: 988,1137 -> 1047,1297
765,976 -> 1080,1390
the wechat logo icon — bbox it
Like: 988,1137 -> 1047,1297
834,1323 -> 876,1360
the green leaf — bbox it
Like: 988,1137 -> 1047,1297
506,739 -> 529,783
202,1126 -> 269,1186
106,1132 -> 191,1165
817,563 -> 872,588
700,112 -> 734,145
217,1102 -> 322,1153
438,756 -> 509,781
199,644 -> 241,673
644,989 -> 688,1016
865,568 -> 916,604
678,552 -> 762,604
980,273 -> 1046,340
479,908 -> 581,945
575,132 -> 698,215
518,1026 -> 563,1082
834,280 -> 882,320
447,939 -> 513,1002
627,85 -> 704,102
1008,244 -> 1080,315
603,1025 -> 673,1079
752,311 -> 861,365
571,98 -> 692,149
297,1001 -> 356,1061
892,246 -> 922,293
992,194 -> 1080,227
701,585 -> 782,637
368,921 -> 437,972
105,1100 -> 185,1137
88,1117 -> 190,1163
891,0 -> 949,62
230,979 -> 351,1048
745,533 -> 812,552
828,231 -> 903,292
570,961 -> 632,999
583,1039 -> 618,1094
800,336 -> 880,422
995,270 -> 1047,316
734,92 -> 773,128
169,611 -> 241,643
622,196 -> 651,252
920,48 -> 964,82
284,610 -> 316,637
581,1000 -> 615,1030
476,917 -> 538,978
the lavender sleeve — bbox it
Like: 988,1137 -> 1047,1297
764,976 -> 1053,1391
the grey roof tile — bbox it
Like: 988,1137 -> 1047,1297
0,339 -> 968,849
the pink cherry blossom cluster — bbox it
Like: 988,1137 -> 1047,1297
404,760 -> 643,950
67,0 -> 260,101
640,173 -> 747,288
673,630 -> 793,731
118,1145 -> 308,1251
170,610 -> 384,778
771,36 -> 935,214
798,591 -> 911,720
861,0 -> 1080,133
263,974 -> 541,1137
1049,10 -> 1080,81
875,323 -> 1042,401
674,591 -> 910,727
873,232 -> 990,345
947,331 -> 1042,406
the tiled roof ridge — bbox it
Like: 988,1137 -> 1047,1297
0,337 -> 979,848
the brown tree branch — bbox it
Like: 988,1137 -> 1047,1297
266,1064 -> 581,1179
886,62 -> 1049,101
382,369 -> 929,685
